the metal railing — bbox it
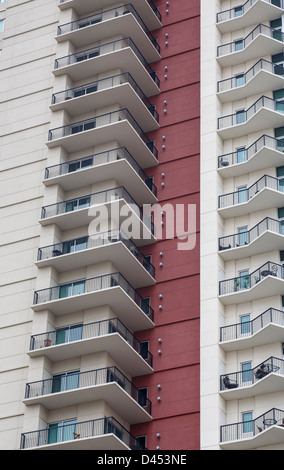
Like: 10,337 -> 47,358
33,271 -> 155,322
24,365 -> 152,414
217,0 -> 283,23
221,408 -> 284,443
220,307 -> 284,343
218,174 -> 284,209
219,216 -> 283,251
219,260 -> 284,296
51,72 -> 159,122
218,134 -> 284,168
29,317 -> 153,367
218,95 -> 284,130
37,228 -> 155,279
54,37 -> 160,87
217,23 -> 284,57
57,4 -> 160,54
20,415 -> 146,449
217,58 -> 284,93
220,356 -> 284,391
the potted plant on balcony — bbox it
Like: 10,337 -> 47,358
234,278 -> 240,291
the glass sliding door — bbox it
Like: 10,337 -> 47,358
48,419 -> 77,444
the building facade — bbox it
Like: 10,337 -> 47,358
0,0 -> 200,450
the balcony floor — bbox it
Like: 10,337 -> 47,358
28,434 -> 130,451
220,373 -> 284,401
219,276 -> 284,306
220,425 -> 284,450
220,323 -> 284,352
219,231 -> 284,261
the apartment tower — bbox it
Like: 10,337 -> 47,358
0,0 -> 200,450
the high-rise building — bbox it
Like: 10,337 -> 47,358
0,0 -> 200,450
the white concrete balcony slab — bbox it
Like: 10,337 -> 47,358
217,0 -> 283,34
217,24 -> 284,67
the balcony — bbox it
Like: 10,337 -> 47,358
43,147 -> 157,204
53,38 -> 160,97
217,24 -> 284,67
50,73 -> 159,132
217,0 -> 283,34
218,135 -> 284,179
220,408 -> 284,450
28,317 -> 153,376
220,356 -> 284,400
32,272 -> 155,331
23,366 -> 152,424
219,261 -> 284,305
220,307 -> 284,352
56,4 -> 161,64
218,174 -> 284,219
217,59 -> 284,103
36,229 -> 155,287
58,0 -> 162,32
219,217 -> 284,261
20,416 -> 146,450
217,96 -> 284,140
46,109 -> 159,167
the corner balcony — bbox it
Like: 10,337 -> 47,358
36,229 -> 155,288
217,59 -> 284,103
218,174 -> 284,219
216,0 -> 283,34
32,272 -> 155,331
23,366 -> 152,424
218,135 -> 284,179
219,217 -> 284,261
50,73 -> 159,133
58,0 -> 162,32
56,4 -> 161,64
220,356 -> 284,400
219,261 -> 284,305
220,307 -> 284,352
217,96 -> 284,140
52,38 -> 160,97
28,317 -> 153,376
20,416 -> 146,450
46,109 -> 159,168
217,24 -> 284,67
220,408 -> 284,450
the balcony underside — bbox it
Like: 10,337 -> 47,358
28,433 -> 130,451
218,188 -> 284,219
32,286 -> 154,331
28,332 -> 153,377
50,83 -> 159,133
218,146 -> 284,179
217,70 -> 284,103
53,47 -> 160,97
218,108 -> 284,140
217,1 -> 283,34
36,241 -> 155,288
219,276 -> 284,306
220,426 -> 284,450
219,231 -> 284,261
46,120 -> 158,169
217,35 -> 284,67
220,323 -> 284,353
220,373 -> 284,401
56,14 -> 160,64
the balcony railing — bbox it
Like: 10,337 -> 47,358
217,58 -> 284,93
217,0 -> 283,24
37,228 -> 155,279
20,415 -> 146,450
24,365 -> 152,414
47,108 -> 159,159
220,307 -> 284,342
219,216 -> 283,251
29,317 -> 153,367
54,37 -> 160,87
219,260 -> 284,296
218,96 -> 284,130
51,72 -> 159,122
218,174 -> 284,209
218,134 -> 284,169
217,23 -> 284,57
221,408 -> 284,444
57,4 -> 160,54
33,272 -> 154,322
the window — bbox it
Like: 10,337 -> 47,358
272,52 -> 284,76
62,236 -> 88,254
277,166 -> 284,192
237,185 -> 248,204
65,196 -> 90,212
143,255 -> 152,273
135,435 -> 146,450
239,269 -> 250,289
138,387 -> 148,407
59,280 -> 85,298
275,126 -> 284,151
0,19 -> 4,32
68,156 -> 93,172
48,419 -> 77,444
242,412 -> 253,434
234,6 -> 243,17
140,341 -> 149,361
278,207 -> 284,234
52,370 -> 80,393
236,147 -> 246,163
55,323 -> 83,345
236,109 -> 246,124
235,73 -> 245,87
141,297 -> 151,315
271,18 -> 282,41
145,176 -> 154,192
242,362 -> 252,383
274,89 -> 284,113
234,39 -> 244,51
240,314 -> 251,335
237,226 -> 248,246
